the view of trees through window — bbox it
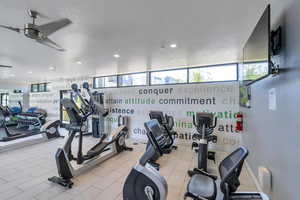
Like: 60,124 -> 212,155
119,73 -> 147,87
93,63 -> 239,88
189,64 -> 237,83
94,76 -> 118,88
150,69 -> 187,85
241,62 -> 269,81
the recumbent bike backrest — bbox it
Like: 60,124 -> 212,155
165,114 -> 175,130
219,146 -> 249,194
149,111 -> 167,125
144,119 -> 166,160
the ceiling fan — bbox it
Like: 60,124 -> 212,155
0,65 -> 12,68
0,10 -> 72,51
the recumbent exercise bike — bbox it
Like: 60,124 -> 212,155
146,111 -> 178,169
123,119 -> 269,200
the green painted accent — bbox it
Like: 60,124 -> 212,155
186,110 -> 238,119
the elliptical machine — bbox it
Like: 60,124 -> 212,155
190,112 -> 217,173
0,104 -> 60,143
48,83 -> 132,188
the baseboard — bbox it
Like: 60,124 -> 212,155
245,161 -> 263,193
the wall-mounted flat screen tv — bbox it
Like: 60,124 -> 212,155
240,5 -> 271,86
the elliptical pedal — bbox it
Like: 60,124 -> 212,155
208,151 -> 216,163
48,176 -> 74,188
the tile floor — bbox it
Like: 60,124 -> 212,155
0,137 -> 257,200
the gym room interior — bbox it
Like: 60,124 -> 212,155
0,0 -> 298,199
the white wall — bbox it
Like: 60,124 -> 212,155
0,82 -> 30,109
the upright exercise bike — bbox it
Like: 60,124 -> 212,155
190,112 -> 217,173
49,83 -> 132,188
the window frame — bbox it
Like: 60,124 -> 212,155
238,61 -> 269,82
92,62 -> 239,89
188,63 -> 238,84
149,68 -> 188,86
31,82 -> 50,93
93,75 -> 118,89
118,72 -> 148,88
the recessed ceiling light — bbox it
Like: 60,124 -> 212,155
49,66 -> 56,71
170,44 -> 177,48
28,71 -> 33,74
114,54 -> 120,58
76,61 -> 82,65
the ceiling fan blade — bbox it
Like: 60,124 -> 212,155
37,18 -> 72,36
36,37 -> 66,52
0,25 -> 21,33
0,65 -> 13,68
27,9 -> 49,19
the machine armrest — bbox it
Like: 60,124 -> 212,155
192,168 -> 218,180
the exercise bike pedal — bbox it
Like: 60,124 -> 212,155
149,162 -> 160,171
208,151 -> 216,163
48,176 -> 74,188
124,146 -> 133,151
191,142 -> 198,150
187,168 -> 204,177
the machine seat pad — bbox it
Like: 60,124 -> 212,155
187,174 -> 217,200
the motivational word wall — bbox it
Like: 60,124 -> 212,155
29,77 -> 240,152
97,82 -> 240,151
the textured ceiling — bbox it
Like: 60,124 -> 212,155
0,0 -> 267,84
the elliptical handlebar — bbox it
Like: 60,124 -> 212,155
82,82 -> 106,116
70,83 -> 94,120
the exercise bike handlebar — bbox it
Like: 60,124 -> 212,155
193,114 -> 218,129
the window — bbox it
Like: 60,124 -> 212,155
31,84 -> 39,92
240,62 -> 268,81
150,69 -> 187,85
31,83 -> 49,93
118,73 -> 147,87
38,83 -> 46,92
0,93 -> 9,106
94,76 -> 118,88
189,64 -> 237,83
